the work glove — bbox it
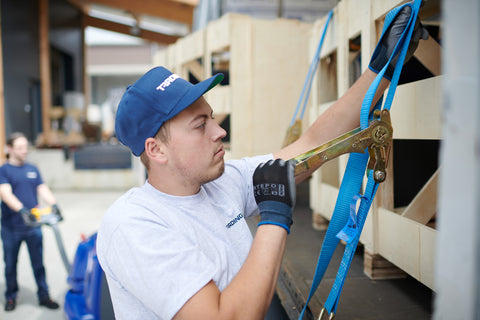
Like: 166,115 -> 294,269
51,204 -> 63,222
253,159 -> 296,233
19,207 -> 36,224
369,3 -> 429,80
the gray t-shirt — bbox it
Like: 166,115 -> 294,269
97,154 -> 272,320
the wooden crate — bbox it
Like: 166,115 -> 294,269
308,0 -> 442,290
153,13 -> 313,158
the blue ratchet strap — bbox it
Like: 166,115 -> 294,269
299,1 -> 422,318
290,10 -> 333,126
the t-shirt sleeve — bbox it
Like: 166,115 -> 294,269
103,213 -> 217,320
0,165 -> 9,185
222,154 -> 274,218
34,166 -> 44,186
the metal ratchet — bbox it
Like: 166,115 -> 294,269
291,109 -> 393,183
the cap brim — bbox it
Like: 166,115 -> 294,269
167,73 -> 224,120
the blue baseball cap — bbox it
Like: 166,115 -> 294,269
115,67 -> 224,156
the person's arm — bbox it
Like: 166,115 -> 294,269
275,4 -> 427,181
0,183 -> 24,211
174,159 -> 295,320
37,184 -> 57,206
174,225 -> 287,320
274,69 -> 390,164
37,184 -> 63,219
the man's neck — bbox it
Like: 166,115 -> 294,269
7,158 -> 24,166
148,168 -> 202,197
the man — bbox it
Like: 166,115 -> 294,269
0,132 -> 62,311
97,6 -> 427,319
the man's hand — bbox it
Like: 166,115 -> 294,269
369,3 -> 429,79
253,159 -> 296,233
19,207 -> 36,224
51,204 -> 63,222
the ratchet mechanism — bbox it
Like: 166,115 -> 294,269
291,109 -> 393,183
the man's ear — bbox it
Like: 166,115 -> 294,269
144,137 -> 167,164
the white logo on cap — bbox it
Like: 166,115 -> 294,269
156,74 -> 180,91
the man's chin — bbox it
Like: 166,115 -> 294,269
203,162 -> 225,184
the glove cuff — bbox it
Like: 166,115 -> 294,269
257,201 -> 293,234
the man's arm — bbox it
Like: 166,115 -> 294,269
0,183 -> 24,212
37,184 -> 57,206
274,69 -> 390,162
174,159 -> 295,320
274,3 -> 427,178
174,225 -> 287,320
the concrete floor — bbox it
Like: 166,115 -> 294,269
0,184 -> 433,319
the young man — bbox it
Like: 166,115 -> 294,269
0,132 -> 62,311
97,6 -> 426,319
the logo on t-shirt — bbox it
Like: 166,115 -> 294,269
26,171 -> 37,179
225,213 -> 244,229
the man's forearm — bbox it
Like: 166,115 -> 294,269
274,69 -> 390,166
37,184 -> 57,205
0,184 -> 24,211
220,224 -> 287,319
173,224 -> 287,320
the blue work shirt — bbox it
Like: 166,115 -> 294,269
0,163 -> 43,230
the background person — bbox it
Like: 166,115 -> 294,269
0,132 -> 62,311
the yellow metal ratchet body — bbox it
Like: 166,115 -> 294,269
291,109 -> 393,183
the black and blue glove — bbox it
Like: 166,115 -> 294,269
51,204 -> 63,222
19,207 -> 36,224
253,159 -> 296,233
369,4 -> 429,80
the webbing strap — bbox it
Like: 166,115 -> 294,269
290,10 -> 333,126
298,1 -> 422,318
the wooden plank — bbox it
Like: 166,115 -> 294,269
346,0 -> 368,38
183,60 -> 204,81
390,76 -> 443,140
80,0 -> 195,26
401,169 -> 438,224
311,183 -> 339,221
39,0 -> 52,144
228,15 -> 253,158
315,12 -> 337,59
420,226 -> 436,288
364,250 -> 407,280
377,207 -> 435,289
83,15 -> 179,45
249,18 -> 311,156
166,43 -> 179,72
371,0 -> 405,21
205,85 -> 230,114
177,30 -> 204,64
378,208 -> 420,279
206,13 -> 237,53
153,49 -> 167,66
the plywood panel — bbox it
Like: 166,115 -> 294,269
378,208 -> 420,278
390,76 -> 443,140
377,207 -> 435,289
177,29 -> 204,64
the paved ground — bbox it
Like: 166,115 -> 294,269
0,189 -> 126,320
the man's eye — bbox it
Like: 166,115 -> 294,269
197,122 -> 206,129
